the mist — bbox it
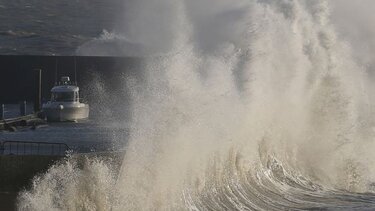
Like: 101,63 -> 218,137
332,0 -> 375,70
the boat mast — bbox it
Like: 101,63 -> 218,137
55,57 -> 58,85
74,56 -> 77,86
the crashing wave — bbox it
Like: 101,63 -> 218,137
18,0 -> 375,210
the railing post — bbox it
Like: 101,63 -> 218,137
34,69 -> 42,113
20,101 -> 27,116
0,104 -> 4,120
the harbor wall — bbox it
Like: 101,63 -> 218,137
0,155 -> 62,192
0,55 -> 143,103
0,152 -> 123,210
0,152 -> 123,192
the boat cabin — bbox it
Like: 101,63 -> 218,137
50,77 -> 80,103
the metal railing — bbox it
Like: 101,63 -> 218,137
0,141 -> 70,156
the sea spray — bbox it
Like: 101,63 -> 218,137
18,156 -> 119,210
18,0 -> 375,210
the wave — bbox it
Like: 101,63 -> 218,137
75,30 -> 149,57
0,30 -> 38,38
17,151 -> 375,210
18,0 -> 375,210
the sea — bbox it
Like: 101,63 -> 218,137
0,0 -> 122,56
3,0 -> 375,210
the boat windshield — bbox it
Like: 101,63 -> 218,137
52,92 -> 75,102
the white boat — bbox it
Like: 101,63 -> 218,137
42,76 -> 89,122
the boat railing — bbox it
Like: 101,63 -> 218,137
54,81 -> 77,86
78,98 -> 88,103
0,141 -> 70,156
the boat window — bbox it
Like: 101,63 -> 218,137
52,92 -> 75,102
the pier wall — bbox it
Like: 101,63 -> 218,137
0,55 -> 143,103
0,152 -> 123,210
0,151 -> 123,192
0,155 -> 62,192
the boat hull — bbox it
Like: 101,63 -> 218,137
42,104 -> 89,122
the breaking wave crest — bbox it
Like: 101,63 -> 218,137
75,30 -> 148,57
18,0 -> 375,210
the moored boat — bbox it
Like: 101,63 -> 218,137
42,76 -> 89,122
